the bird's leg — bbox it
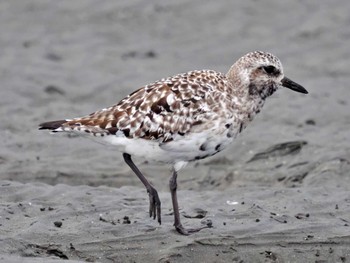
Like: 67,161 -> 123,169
169,169 -> 211,235
123,153 -> 161,224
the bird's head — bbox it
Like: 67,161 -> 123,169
228,51 -> 308,99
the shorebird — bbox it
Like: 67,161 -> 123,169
39,51 -> 308,235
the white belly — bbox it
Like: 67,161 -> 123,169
103,129 -> 234,165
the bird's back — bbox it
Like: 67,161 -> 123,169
39,69 -> 240,163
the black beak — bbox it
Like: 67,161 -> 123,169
281,77 -> 308,94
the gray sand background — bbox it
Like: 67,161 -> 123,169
1,1 -> 350,262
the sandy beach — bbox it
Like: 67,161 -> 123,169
1,1 -> 350,262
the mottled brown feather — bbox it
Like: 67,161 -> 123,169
55,70 -> 233,141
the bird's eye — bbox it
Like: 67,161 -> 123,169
262,65 -> 277,74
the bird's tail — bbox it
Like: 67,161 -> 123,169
39,118 -> 111,136
38,120 -> 68,132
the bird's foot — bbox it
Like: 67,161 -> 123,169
175,223 -> 212,236
147,186 -> 161,224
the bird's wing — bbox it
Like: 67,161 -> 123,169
40,70 -> 229,143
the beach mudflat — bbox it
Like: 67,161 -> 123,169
0,1 -> 349,262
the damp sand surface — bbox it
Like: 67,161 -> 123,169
1,1 -> 350,262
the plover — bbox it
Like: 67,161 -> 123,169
39,51 -> 308,235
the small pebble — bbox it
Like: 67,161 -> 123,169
44,85 -> 65,95
123,216 -> 131,224
305,119 -> 316,125
54,221 -> 62,228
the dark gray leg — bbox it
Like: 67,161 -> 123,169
123,153 -> 161,224
169,169 -> 210,235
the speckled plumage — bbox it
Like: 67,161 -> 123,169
39,51 -> 308,234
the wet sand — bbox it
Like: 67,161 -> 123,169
1,1 -> 350,262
